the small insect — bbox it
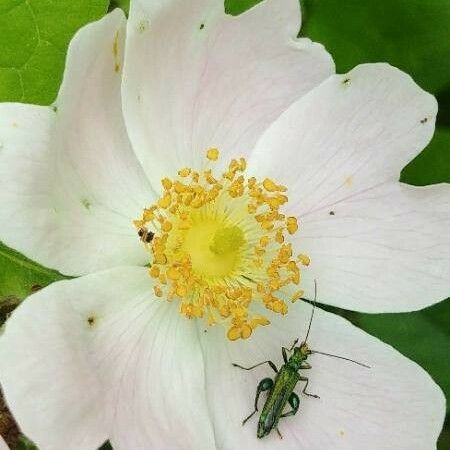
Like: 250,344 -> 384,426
232,281 -> 370,439
138,227 -> 154,243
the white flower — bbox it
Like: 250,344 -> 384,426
0,1 -> 448,450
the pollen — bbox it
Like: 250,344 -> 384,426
134,149 -> 309,341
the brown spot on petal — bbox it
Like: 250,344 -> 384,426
87,315 -> 97,327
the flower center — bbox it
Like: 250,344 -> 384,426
134,149 -> 309,341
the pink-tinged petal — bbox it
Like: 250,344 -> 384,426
297,182 -> 450,312
250,63 -> 437,216
249,63 -> 447,312
0,10 -> 154,276
73,275 -> 215,450
200,302 -> 445,450
0,267 -> 216,450
122,0 -> 334,191
0,280 -> 110,450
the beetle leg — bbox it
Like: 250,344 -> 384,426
242,378 -> 274,426
282,338 -> 299,362
276,427 -> 283,439
299,375 -> 320,399
289,338 -> 299,351
280,392 -> 300,418
282,347 -> 289,363
299,362 -> 312,369
232,360 -> 278,373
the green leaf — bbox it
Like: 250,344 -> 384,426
401,127 -> 450,185
0,0 -> 109,105
301,0 -> 450,94
354,301 -> 450,413
0,242 -> 66,305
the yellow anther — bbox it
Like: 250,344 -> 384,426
241,324 -> 252,339
178,168 -> 191,177
161,178 -> 173,190
174,181 -> 188,194
291,290 -> 304,303
251,315 -> 270,327
269,279 -> 281,290
176,284 -> 187,297
134,150 -> 307,341
205,172 -> 218,184
275,230 -> 284,244
227,326 -> 241,341
149,265 -> 160,278
247,203 -> 257,214
291,271 -> 300,285
263,178 -> 280,192
161,221 -> 172,232
158,193 -> 172,209
298,254 -> 310,266
153,285 -> 163,297
286,216 -> 298,234
207,147 -> 219,161
261,221 -> 274,231
142,209 -> 154,222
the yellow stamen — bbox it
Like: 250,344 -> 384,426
206,147 -> 219,161
133,149 -> 309,341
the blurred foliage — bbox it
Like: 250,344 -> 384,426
350,302 -> 450,411
0,0 -> 109,104
0,0 -> 449,449
301,0 -> 450,94
401,128 -> 450,186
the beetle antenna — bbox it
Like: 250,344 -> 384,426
303,279 -> 317,343
310,350 -> 370,368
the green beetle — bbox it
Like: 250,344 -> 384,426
233,284 -> 370,439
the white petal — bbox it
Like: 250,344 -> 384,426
71,273 -> 216,450
0,10 -> 154,276
0,267 -> 215,450
297,182 -> 450,312
0,280 -> 110,450
122,0 -> 334,190
0,436 -> 9,450
250,63 -> 437,216
200,302 -> 445,450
